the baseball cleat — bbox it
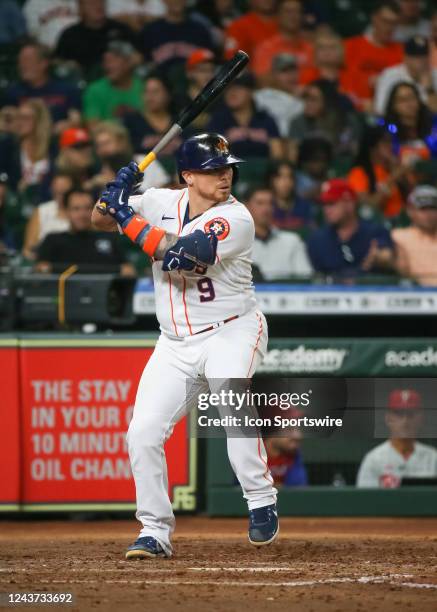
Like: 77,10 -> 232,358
248,503 -> 279,546
125,536 -> 165,559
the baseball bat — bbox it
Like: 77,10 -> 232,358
98,50 -> 249,211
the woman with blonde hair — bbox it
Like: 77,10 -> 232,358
16,98 -> 53,203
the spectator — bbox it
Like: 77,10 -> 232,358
175,49 -> 218,133
56,128 -> 95,185
224,0 -> 278,60
0,173 -> 15,253
253,0 -> 314,82
36,187 -> 135,276
348,125 -> 407,219
0,106 -> 19,136
23,0 -> 77,49
254,53 -> 304,138
264,429 -> 308,486
299,31 -> 372,112
295,135 -> 332,204
245,186 -> 313,280
16,99 -> 53,204
307,178 -> 395,278
107,0 -> 166,30
56,0 -> 138,78
289,81 -> 361,162
207,72 -> 283,159
88,121 -> 170,194
139,0 -> 215,77
357,389 -> 437,488
394,0 -> 430,43
344,1 -> 403,96
3,42 -> 82,128
266,160 -> 314,230
124,74 -> 182,156
83,41 -> 143,126
0,0 -> 27,45
383,81 -> 437,165
22,171 -> 73,260
375,36 -> 437,115
392,185 -> 437,286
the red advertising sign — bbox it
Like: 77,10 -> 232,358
19,338 -> 196,511
0,338 -> 20,509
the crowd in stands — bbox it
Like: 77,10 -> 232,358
1,0 -> 437,284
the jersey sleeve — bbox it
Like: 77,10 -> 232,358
356,452 -> 380,488
128,187 -> 173,227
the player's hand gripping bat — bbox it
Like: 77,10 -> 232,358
97,50 -> 249,213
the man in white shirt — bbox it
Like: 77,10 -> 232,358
356,388 -> 437,488
374,36 -> 437,114
106,0 -> 166,30
23,0 -> 78,49
254,54 -> 304,138
245,186 -> 312,280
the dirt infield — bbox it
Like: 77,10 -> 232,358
0,517 -> 436,612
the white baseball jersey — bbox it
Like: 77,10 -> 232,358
356,440 -> 437,488
129,187 -> 257,337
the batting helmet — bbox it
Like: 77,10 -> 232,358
176,133 -> 244,183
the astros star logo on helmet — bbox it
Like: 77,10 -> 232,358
204,217 -> 230,240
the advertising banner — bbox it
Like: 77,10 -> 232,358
18,337 -> 196,511
0,337 -> 20,510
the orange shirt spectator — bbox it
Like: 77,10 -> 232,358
348,165 -> 403,217
253,0 -> 313,78
344,1 -> 403,95
224,0 -> 278,59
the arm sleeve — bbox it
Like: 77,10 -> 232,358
356,453 -> 380,488
127,188 -> 171,227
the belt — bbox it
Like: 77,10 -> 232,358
194,315 -> 239,336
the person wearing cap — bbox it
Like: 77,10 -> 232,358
207,72 -> 283,160
176,49 -> 218,133
375,36 -> 437,115
83,40 -> 143,125
139,0 -> 215,77
357,389 -> 437,488
56,0 -> 138,78
307,178 -> 395,278
252,0 -> 313,83
3,41 -> 82,128
392,185 -> 437,286
253,53 -> 304,138
56,128 -> 95,185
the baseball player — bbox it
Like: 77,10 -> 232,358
92,133 -> 278,558
357,389 -> 437,488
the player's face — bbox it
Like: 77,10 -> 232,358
184,166 -> 233,202
385,409 -> 423,439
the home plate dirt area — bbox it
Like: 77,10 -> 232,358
0,517 -> 436,612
